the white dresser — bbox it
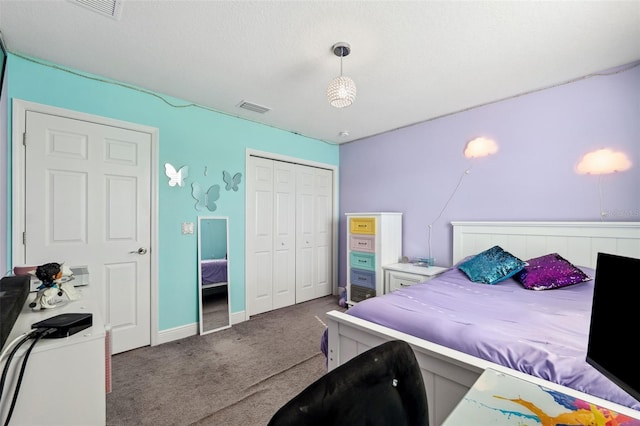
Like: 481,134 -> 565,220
383,263 -> 448,292
0,287 -> 106,425
345,212 -> 402,305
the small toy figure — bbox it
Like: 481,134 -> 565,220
29,262 -> 79,310
35,262 -> 63,288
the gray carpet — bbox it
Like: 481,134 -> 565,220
106,295 -> 345,426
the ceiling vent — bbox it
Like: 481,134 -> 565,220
237,101 -> 271,114
69,0 -> 124,20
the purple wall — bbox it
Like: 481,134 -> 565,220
339,63 -> 640,286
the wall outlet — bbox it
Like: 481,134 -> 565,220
181,222 -> 194,235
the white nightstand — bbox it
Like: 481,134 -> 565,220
383,263 -> 448,293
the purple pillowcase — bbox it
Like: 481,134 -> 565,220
515,253 -> 591,290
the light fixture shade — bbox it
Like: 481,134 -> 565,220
576,148 -> 632,175
464,137 -> 498,158
327,76 -> 357,108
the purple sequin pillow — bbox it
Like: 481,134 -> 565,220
515,253 -> 591,290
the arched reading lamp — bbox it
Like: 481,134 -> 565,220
576,148 -> 631,220
426,137 -> 498,263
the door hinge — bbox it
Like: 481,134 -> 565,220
23,231 -> 26,245
23,132 -> 27,146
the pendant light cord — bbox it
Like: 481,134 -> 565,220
598,174 -> 605,221
428,167 -> 472,259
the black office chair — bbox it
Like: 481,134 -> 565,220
268,339 -> 429,426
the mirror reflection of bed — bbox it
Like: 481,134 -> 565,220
198,216 -> 231,335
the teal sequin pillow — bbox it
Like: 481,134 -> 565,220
458,245 -> 526,285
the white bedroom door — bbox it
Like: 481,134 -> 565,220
22,110 -> 152,354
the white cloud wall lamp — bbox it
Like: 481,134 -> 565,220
576,148 -> 632,220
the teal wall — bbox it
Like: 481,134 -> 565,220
5,53 -> 339,331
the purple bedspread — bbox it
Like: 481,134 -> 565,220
201,258 -> 227,285
336,267 -> 640,411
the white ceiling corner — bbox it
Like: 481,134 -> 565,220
0,0 -> 638,144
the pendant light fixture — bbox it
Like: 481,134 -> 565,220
327,42 -> 356,108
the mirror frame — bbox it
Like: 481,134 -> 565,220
197,215 -> 231,335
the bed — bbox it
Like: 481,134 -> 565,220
325,221 -> 640,425
201,258 -> 228,289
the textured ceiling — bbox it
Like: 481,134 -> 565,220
1,0 -> 639,144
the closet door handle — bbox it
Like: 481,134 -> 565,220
130,247 -> 148,255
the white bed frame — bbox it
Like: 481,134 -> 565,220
202,281 -> 228,290
327,221 -> 640,425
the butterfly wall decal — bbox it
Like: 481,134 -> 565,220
165,163 -> 189,187
223,171 -> 242,192
191,182 -> 220,212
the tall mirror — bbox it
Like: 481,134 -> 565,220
198,216 -> 231,335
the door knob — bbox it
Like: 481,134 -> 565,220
130,247 -> 148,255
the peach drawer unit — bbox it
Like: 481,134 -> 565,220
345,212 -> 402,305
349,234 -> 375,252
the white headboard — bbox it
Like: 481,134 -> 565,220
452,221 -> 640,269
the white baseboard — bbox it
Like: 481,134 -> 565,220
231,311 -> 246,325
157,322 -> 198,345
156,312 -> 246,345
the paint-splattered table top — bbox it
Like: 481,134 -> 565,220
442,368 -> 640,426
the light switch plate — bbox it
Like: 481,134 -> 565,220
181,222 -> 194,235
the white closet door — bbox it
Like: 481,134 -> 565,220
313,166 -> 333,298
247,155 -> 333,315
247,157 -> 296,315
295,165 -> 315,302
272,161 -> 296,309
247,157 -> 274,316
296,165 -> 332,302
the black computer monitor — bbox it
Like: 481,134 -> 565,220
586,252 -> 640,402
0,275 -> 31,350
0,31 -> 6,96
